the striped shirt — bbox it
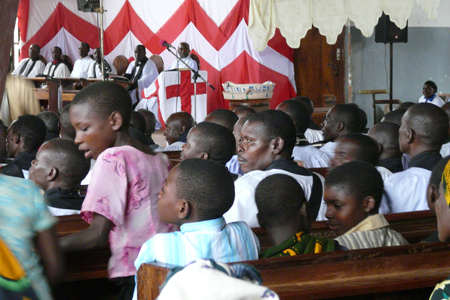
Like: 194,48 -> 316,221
134,217 -> 260,269
334,214 -> 408,250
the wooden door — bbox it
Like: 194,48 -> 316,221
294,26 -> 345,108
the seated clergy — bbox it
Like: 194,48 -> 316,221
43,47 -> 71,78
70,42 -> 95,78
168,42 -> 198,71
381,103 -> 449,214
223,110 -> 325,227
88,48 -> 116,79
11,44 -> 45,78
124,45 -> 158,105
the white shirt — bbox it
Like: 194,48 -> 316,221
305,129 -> 324,144
125,59 -> 159,105
88,60 -> 117,79
440,142 -> 450,158
418,95 -> 445,107
43,62 -> 71,78
379,167 -> 431,214
154,141 -> 184,152
11,58 -> 45,78
376,166 -> 393,181
224,169 -> 325,227
319,141 -> 337,158
71,56 -> 95,78
292,145 -> 331,168
169,56 -> 198,71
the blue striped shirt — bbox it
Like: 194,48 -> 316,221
134,217 -> 260,269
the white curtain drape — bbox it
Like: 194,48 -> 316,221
249,0 -> 440,51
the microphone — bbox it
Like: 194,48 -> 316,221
159,40 -> 175,49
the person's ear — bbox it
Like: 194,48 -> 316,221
110,111 -> 123,131
178,200 -> 191,219
179,125 -> 187,135
47,167 -> 58,182
363,196 -> 376,213
272,137 -> 284,154
377,143 -> 383,155
406,127 -> 414,143
299,202 -> 311,232
256,213 -> 265,229
336,122 -> 344,132
200,152 -> 209,160
13,133 -> 20,144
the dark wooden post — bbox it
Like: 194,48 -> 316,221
0,0 -> 20,105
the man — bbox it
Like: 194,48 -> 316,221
88,48 -> 116,79
11,44 -> 45,78
43,46 -> 71,78
124,45 -> 158,105
318,104 -> 362,161
70,42 -> 95,78
223,110 -> 324,227
168,42 -> 198,71
381,103 -> 449,214
368,122 -> 404,173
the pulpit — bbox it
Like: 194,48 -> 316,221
138,70 -> 208,127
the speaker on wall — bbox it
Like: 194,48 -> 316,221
375,13 -> 408,44
77,0 -> 100,12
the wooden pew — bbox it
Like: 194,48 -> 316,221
163,150 -> 182,167
254,210 -> 437,252
137,242 -> 450,300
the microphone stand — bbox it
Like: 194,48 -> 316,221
165,45 -> 215,121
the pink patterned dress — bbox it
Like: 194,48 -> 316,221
81,146 -> 172,278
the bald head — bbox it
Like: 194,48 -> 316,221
368,122 -> 401,160
233,107 -> 256,119
382,108 -> 407,126
400,103 -> 449,155
204,109 -> 238,132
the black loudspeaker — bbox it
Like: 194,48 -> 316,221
77,0 -> 100,12
375,13 -> 408,43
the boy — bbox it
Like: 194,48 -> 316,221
159,112 -> 194,151
180,122 -> 236,177
29,139 -> 91,216
1,115 -> 46,178
133,159 -> 259,289
324,161 -> 408,250
256,174 -> 338,258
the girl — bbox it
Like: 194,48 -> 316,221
418,80 -> 445,107
60,81 -> 172,300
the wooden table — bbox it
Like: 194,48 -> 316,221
358,89 -> 400,124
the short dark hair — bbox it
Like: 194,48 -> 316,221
277,100 -> 310,135
292,96 -> 314,117
10,115 -> 46,152
168,112 -> 195,131
325,161 -> 383,213
204,109 -> 238,132
358,108 -> 368,132
233,107 -> 256,117
130,111 -> 146,133
255,174 -> 307,228
382,108 -> 407,126
246,110 -> 296,157
406,103 -> 449,148
195,122 -> 236,165
338,133 -> 380,166
429,156 -> 450,189
138,109 -> 156,134
60,104 -> 76,140
368,122 -> 401,157
43,139 -> 90,188
424,80 -> 437,92
37,111 -> 60,133
176,159 -> 234,220
52,46 -> 62,55
71,81 -> 132,128
81,42 -> 90,51
332,104 -> 362,133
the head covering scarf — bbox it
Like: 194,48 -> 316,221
442,160 -> 450,207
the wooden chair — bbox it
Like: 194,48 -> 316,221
189,53 -> 200,70
150,54 -> 164,74
113,55 -> 129,76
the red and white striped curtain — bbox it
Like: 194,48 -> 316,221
17,0 -> 296,112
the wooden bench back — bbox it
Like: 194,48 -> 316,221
137,242 -> 450,300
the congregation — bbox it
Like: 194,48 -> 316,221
3,43 -> 450,300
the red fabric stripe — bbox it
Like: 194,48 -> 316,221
179,70 -> 192,114
18,0 -> 29,43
